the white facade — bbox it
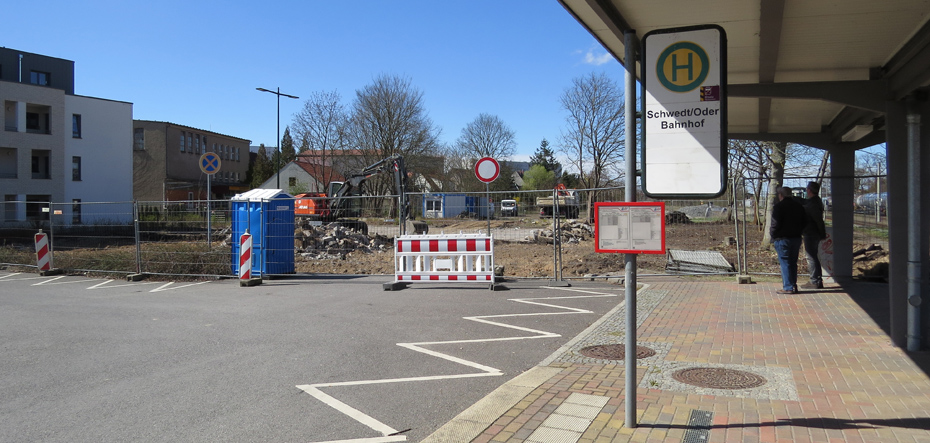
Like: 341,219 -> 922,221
64,95 -> 134,224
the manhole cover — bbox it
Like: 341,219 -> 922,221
672,367 -> 767,389
579,344 -> 656,360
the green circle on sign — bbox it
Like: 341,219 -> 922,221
656,41 -> 709,93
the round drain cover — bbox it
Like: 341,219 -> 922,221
579,344 -> 656,360
672,367 -> 767,389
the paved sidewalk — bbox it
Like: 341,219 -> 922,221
428,279 -> 930,442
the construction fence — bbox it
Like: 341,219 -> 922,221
0,177 -> 889,279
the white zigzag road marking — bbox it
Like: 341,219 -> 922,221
150,281 -> 210,292
297,286 -> 619,443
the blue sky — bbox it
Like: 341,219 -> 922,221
3,0 -> 622,161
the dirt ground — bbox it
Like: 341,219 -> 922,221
295,219 -> 889,279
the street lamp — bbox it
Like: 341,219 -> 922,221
256,87 -> 299,189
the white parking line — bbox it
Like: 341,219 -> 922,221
32,276 -> 67,285
0,272 -> 22,279
0,274 -> 50,282
87,280 -> 161,290
297,286 -> 619,443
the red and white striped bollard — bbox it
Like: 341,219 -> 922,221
35,231 -> 52,272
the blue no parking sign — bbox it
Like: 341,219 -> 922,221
199,152 -> 221,175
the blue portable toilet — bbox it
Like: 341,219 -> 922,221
231,189 -> 295,276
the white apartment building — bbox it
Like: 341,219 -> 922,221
1,48 -> 132,226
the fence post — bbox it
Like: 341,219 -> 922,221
46,201 -> 55,257
134,201 -> 142,275
551,187 -> 559,282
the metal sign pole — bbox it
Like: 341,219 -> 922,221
207,174 -> 212,247
624,29 -> 639,428
486,182 -> 491,235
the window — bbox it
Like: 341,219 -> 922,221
180,133 -> 185,152
31,150 -> 50,179
72,156 -> 81,181
72,114 -> 82,138
194,134 -> 200,154
202,136 -> 207,153
289,177 -> 297,187
26,113 -> 39,131
4,195 -> 17,221
236,147 -> 240,161
187,132 -> 193,153
30,71 -> 50,86
133,128 -> 145,150
72,199 -> 81,224
25,195 -> 50,221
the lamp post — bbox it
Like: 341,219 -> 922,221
256,87 -> 299,189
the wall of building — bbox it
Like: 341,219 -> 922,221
0,81 -> 67,204
64,95 -> 133,223
133,120 -> 251,202
133,121 -> 168,201
0,48 -> 75,94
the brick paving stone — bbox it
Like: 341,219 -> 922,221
466,281 -> 930,443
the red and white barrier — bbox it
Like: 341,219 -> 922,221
393,233 -> 495,283
239,231 -> 253,280
35,231 -> 51,272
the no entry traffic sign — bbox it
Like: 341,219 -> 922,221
474,157 -> 500,183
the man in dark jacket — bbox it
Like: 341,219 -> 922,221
800,181 -> 827,289
770,186 -> 807,294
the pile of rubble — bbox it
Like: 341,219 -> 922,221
855,243 -> 889,281
295,223 -> 393,259
665,211 -> 692,224
529,221 -> 594,244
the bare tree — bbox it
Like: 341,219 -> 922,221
350,75 -> 442,212
558,72 -> 625,221
445,114 -> 517,192
290,90 -> 350,188
729,139 -> 772,225
454,113 -> 516,159
761,141 -> 788,247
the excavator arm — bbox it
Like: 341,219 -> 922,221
327,154 -> 411,234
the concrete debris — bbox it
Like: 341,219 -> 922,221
855,244 -> 888,281
295,223 -> 393,260
665,211 -> 692,224
678,204 -> 728,220
529,221 -> 594,244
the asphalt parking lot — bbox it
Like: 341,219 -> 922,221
0,272 -> 625,442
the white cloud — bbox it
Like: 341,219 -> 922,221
583,49 -> 613,66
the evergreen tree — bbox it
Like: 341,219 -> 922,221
280,127 -> 296,165
250,144 -> 273,188
529,138 -> 560,174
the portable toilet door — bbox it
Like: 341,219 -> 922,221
231,189 -> 295,276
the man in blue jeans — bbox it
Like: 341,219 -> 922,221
770,186 -> 807,294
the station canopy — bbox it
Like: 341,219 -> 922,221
559,0 -> 930,150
